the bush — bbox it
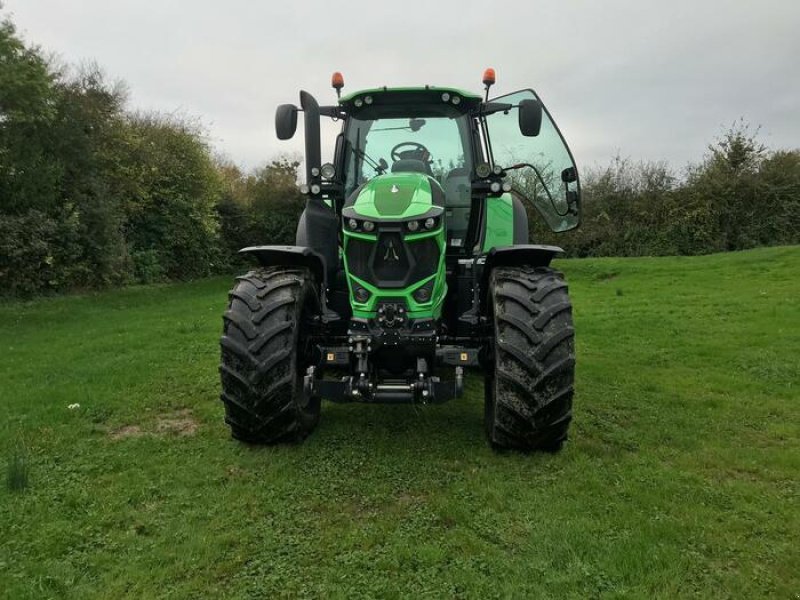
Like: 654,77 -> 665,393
122,113 -> 223,280
2,8 -> 799,297
131,249 -> 165,284
0,209 -> 83,296
543,125 -> 800,258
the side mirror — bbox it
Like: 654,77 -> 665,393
275,104 -> 298,140
518,99 -> 542,137
561,166 -> 577,183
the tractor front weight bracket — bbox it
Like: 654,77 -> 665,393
304,342 -> 466,405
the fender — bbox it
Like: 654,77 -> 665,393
478,244 -> 564,310
239,245 -> 327,288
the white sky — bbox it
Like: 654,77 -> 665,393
5,0 -> 799,172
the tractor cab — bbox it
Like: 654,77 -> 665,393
338,87 -> 482,251
272,78 -> 580,320
277,82 -> 580,258
222,70 -> 580,452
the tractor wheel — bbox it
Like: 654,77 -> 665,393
484,266 -> 575,452
219,267 -> 321,443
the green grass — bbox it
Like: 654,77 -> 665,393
1,246 -> 798,598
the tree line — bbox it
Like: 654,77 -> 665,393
0,14 -> 306,296
1,13 -> 798,296
529,127 -> 800,257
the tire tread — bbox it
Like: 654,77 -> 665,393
219,267 -> 320,444
485,266 -> 575,451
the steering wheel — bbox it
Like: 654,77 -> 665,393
390,142 -> 432,163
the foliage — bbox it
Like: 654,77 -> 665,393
5,440 -> 28,492
538,123 -> 800,256
243,159 -> 306,246
121,113 -> 222,280
0,12 -> 302,295
0,17 -> 60,215
2,8 -> 799,297
0,247 -> 798,596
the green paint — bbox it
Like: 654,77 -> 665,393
347,272 -> 446,320
372,179 -> 415,215
343,181 -> 511,317
343,226 -> 447,319
349,172 -> 438,220
482,194 -> 516,252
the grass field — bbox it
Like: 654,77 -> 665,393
1,246 -> 798,598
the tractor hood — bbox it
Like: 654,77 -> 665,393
340,170 -> 448,319
345,172 -> 443,220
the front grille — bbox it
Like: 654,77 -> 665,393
373,232 -> 410,282
346,238 -> 372,282
408,238 -> 439,275
346,231 -> 438,289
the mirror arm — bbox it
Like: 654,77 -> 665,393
473,102 -> 514,117
319,105 -> 346,119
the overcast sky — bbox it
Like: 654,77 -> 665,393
5,0 -> 799,172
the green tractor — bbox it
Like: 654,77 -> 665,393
219,69 -> 581,451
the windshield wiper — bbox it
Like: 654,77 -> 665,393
354,148 -> 387,175
351,127 -> 386,175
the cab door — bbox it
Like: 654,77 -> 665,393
485,89 -> 581,232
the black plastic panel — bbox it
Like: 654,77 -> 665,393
345,230 -> 439,289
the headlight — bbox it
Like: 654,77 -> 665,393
414,287 -> 431,302
348,218 -> 358,230
424,217 -> 436,230
320,163 -> 336,180
354,286 -> 370,303
413,280 -> 435,303
407,220 -> 419,232
362,220 -> 375,232
475,163 -> 491,178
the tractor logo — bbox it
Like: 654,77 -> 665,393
391,184 -> 399,193
383,239 -> 400,261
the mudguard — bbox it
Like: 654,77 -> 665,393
239,246 -> 327,287
479,244 -> 564,310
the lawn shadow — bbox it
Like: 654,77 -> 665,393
312,396 -> 488,459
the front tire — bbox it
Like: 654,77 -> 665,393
484,266 -> 575,452
219,267 -> 321,444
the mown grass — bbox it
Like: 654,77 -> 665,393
1,246 -> 798,598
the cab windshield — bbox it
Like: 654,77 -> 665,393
342,111 -> 473,199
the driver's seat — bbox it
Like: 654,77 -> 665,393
391,159 -> 431,175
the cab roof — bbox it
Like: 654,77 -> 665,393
339,86 -> 482,117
